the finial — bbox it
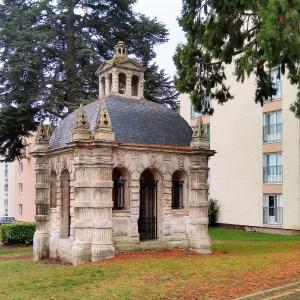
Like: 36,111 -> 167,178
114,41 -> 128,57
34,123 -> 52,151
94,100 -> 115,141
72,104 -> 92,141
191,116 -> 209,149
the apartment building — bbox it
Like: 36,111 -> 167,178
0,161 -> 15,217
180,65 -> 300,232
13,134 -> 36,222
0,134 -> 36,221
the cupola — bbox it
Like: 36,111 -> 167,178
96,41 -> 144,100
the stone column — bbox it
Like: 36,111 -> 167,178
188,160 -> 211,254
70,146 -> 115,264
125,72 -> 132,97
138,74 -> 144,99
129,171 -> 140,240
162,172 -> 172,238
111,70 -> 119,94
71,157 -> 93,265
105,74 -> 110,96
33,155 -> 50,261
90,161 -> 115,262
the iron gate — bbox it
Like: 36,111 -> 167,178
138,180 -> 157,240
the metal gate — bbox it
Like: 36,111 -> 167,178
138,180 -> 157,241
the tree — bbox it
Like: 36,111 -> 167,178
0,0 -> 178,161
174,0 -> 300,118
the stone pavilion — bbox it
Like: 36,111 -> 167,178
33,41 -> 215,265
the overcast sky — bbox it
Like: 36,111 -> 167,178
133,0 -> 186,79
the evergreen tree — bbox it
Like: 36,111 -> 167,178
174,0 -> 300,118
0,0 -> 178,161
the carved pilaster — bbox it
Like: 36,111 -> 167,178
188,158 -> 211,254
71,147 -> 115,264
33,155 -> 50,261
90,162 -> 115,262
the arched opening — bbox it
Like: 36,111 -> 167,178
139,169 -> 158,241
118,73 -> 126,94
50,171 -> 57,208
101,76 -> 106,97
171,170 -> 188,209
131,75 -> 139,96
108,73 -> 112,95
112,167 -> 129,210
60,169 -> 70,238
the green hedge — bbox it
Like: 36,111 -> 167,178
0,222 -> 36,245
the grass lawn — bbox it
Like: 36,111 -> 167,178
1,228 -> 300,300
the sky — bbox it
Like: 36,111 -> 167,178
133,0 -> 186,79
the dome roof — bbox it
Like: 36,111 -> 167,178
49,96 -> 193,150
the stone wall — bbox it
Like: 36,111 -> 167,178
35,143 -> 211,264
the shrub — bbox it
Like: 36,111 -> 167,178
0,222 -> 36,245
208,198 -> 219,227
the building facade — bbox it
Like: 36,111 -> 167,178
13,135 -> 36,222
180,64 -> 300,232
33,42 -> 214,265
0,161 -> 14,217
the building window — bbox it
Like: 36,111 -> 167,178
263,152 -> 282,184
191,97 -> 211,118
4,209 -> 8,216
172,170 -> 187,209
18,204 -> 23,215
4,164 -> 8,177
4,198 -> 8,208
191,105 -> 200,119
19,162 -> 23,174
204,124 -> 210,142
4,179 -> 8,192
112,168 -> 129,210
18,183 -> 23,194
263,111 -> 282,143
263,194 -> 283,225
265,67 -> 282,101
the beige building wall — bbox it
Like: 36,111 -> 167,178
13,134 -> 36,222
180,65 -> 300,230
0,161 -> 15,217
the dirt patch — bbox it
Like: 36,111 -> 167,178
174,250 -> 300,300
0,253 -> 32,261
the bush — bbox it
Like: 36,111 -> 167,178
0,222 -> 36,245
208,198 -> 219,227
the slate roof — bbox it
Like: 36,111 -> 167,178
49,96 -> 193,150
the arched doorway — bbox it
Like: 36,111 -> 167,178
138,169 -> 157,241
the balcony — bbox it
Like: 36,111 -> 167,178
263,166 -> 283,184
263,123 -> 282,143
263,207 -> 283,225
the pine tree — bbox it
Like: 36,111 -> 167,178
0,0 -> 178,161
174,0 -> 300,118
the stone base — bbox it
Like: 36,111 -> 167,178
71,242 -> 91,265
114,239 -> 189,252
91,244 -> 115,262
33,232 -> 49,261
189,237 -> 212,254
